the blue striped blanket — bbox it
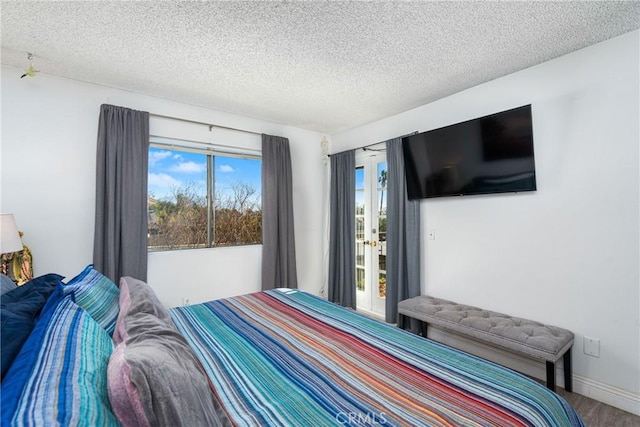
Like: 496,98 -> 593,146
169,289 -> 583,426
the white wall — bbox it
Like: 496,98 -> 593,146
0,67 -> 326,306
333,30 -> 640,412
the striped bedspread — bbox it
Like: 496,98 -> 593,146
169,289 -> 583,426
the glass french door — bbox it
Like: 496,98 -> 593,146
355,152 -> 387,318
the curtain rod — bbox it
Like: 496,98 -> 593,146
328,131 -> 418,157
149,112 -> 262,136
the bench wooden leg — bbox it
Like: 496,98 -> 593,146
397,315 -> 428,338
563,348 -> 573,392
546,361 -> 556,392
397,314 -> 406,330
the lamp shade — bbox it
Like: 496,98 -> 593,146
0,214 -> 23,254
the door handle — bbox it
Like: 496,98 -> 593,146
370,241 -> 377,247
363,241 -> 378,247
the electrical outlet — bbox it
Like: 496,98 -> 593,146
583,336 -> 600,357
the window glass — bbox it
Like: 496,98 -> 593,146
148,145 -> 261,251
214,156 -> 262,247
377,161 -> 387,298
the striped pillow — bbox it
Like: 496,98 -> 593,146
1,296 -> 119,426
64,265 -> 119,335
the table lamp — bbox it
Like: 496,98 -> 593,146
0,214 -> 23,254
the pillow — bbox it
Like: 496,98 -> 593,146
0,273 -> 63,379
113,276 -> 175,345
1,296 -> 119,426
0,274 -> 16,295
64,264 -> 119,335
108,276 -> 226,426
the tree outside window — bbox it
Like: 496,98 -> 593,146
147,145 -> 261,251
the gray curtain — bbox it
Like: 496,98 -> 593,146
261,134 -> 298,290
93,104 -> 149,283
385,138 -> 421,325
328,150 -> 356,309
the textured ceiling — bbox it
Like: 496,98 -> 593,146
2,1 -> 639,134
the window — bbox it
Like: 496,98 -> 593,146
147,140 -> 261,251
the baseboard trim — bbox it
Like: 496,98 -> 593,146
573,374 -> 640,416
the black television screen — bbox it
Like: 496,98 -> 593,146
402,105 -> 536,200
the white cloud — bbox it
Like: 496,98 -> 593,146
219,164 -> 234,173
170,161 -> 206,174
149,150 -> 172,165
148,173 -> 181,189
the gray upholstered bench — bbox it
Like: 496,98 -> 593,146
398,295 -> 574,392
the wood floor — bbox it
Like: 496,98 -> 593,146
555,387 -> 640,426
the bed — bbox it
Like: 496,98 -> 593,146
1,266 -> 584,426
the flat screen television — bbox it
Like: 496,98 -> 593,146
402,105 -> 536,200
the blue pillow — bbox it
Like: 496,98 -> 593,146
1,296 -> 119,426
0,273 -> 63,379
63,265 -> 119,335
0,274 -> 16,295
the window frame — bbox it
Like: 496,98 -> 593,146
148,136 -> 262,252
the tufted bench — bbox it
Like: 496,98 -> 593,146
398,295 -> 574,392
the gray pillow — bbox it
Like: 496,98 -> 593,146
0,274 -> 16,296
107,276 -> 228,427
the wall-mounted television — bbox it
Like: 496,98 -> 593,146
402,105 -> 536,200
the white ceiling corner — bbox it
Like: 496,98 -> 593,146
1,1 -> 639,134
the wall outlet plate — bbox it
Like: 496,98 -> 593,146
584,336 -> 600,357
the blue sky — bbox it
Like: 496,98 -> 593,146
355,163 -> 387,211
148,147 -> 261,202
